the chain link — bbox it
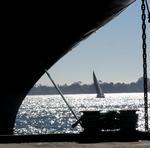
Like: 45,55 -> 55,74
141,0 -> 148,131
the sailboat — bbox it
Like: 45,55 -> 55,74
93,71 -> 105,98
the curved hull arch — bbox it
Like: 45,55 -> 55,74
1,0 -> 135,134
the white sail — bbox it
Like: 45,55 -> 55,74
93,71 -> 105,98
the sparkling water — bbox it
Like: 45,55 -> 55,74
14,93 -> 150,135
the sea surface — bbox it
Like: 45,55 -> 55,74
14,93 -> 150,135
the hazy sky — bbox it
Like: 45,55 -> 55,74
37,1 -> 150,86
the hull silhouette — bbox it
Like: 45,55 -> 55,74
1,0 -> 134,134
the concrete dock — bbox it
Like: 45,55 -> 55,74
0,131 -> 149,147
0,141 -> 150,148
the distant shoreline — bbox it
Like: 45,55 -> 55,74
28,92 -> 150,96
28,77 -> 150,95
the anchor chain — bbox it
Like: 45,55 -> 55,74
141,0 -> 148,131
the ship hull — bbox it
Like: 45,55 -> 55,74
1,0 -> 135,134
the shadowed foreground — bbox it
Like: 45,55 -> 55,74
0,131 -> 149,147
0,131 -> 149,143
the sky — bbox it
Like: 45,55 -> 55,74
37,1 -> 150,86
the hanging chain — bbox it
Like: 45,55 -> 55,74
141,0 -> 148,131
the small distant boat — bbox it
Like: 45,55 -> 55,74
93,71 -> 105,98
